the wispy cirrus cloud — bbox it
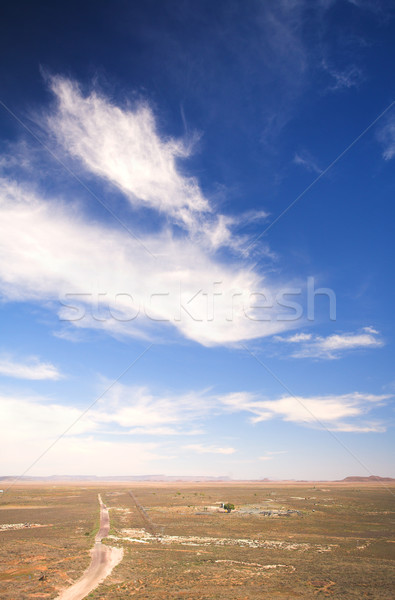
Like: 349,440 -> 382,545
322,60 -> 363,92
275,327 -> 384,359
293,151 -> 322,174
95,384 -> 390,435
47,78 -> 206,224
46,76 -> 253,253
220,390 -> 390,433
378,115 -> 395,160
97,384 -> 392,434
99,384 -> 390,436
93,384 -> 212,432
0,355 -> 62,380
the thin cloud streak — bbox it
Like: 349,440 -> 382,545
0,356 -> 62,380
275,327 -> 384,358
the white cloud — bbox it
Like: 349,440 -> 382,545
0,385 -> 211,452
0,355 -> 62,380
219,390 -> 390,432
46,76 -> 254,253
276,327 -> 384,358
48,77 -> 208,219
282,332 -> 312,343
184,444 -> 236,455
93,384 -> 212,431
0,177 -> 293,346
318,332 -> 382,351
363,326 -> 379,334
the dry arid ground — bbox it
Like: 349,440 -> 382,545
0,482 -> 394,599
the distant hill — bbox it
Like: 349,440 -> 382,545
340,475 -> 395,483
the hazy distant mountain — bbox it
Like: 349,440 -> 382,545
340,475 -> 395,482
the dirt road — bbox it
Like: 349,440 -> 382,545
56,494 -> 123,600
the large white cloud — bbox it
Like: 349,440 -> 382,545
0,177 -> 293,346
0,77 -> 307,346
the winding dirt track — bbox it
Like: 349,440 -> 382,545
56,494 -> 123,600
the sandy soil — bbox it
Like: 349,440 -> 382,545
55,494 -> 123,600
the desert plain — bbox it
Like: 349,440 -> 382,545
0,481 -> 394,599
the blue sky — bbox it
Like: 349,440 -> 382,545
0,0 -> 394,479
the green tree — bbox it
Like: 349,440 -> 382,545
223,502 -> 235,513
